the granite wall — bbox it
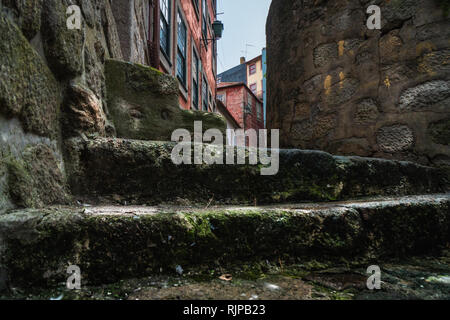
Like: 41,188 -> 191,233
266,0 -> 450,169
0,0 -> 225,214
0,0 -> 124,213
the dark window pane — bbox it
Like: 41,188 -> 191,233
160,0 -> 171,56
202,76 -> 208,111
177,12 -> 186,56
193,81 -> 198,109
176,52 -> 186,84
177,11 -> 187,85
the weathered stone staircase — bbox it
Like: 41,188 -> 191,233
0,6 -> 449,290
1,135 -> 449,288
1,57 -> 449,288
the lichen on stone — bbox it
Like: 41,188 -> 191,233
1,0 -> 43,40
6,145 -> 70,209
0,13 -> 61,139
0,194 -> 448,287
105,59 -> 226,141
41,0 -> 85,80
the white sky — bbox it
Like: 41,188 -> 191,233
216,0 -> 272,74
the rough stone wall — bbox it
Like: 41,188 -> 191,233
266,0 -> 450,169
0,0 -> 123,213
111,0 -> 149,65
0,0 -> 226,214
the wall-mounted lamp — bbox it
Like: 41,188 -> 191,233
202,20 -> 224,45
212,20 -> 224,39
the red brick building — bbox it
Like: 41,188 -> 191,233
146,0 -> 220,111
217,82 -> 265,147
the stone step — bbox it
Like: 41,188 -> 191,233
1,193 -> 448,287
64,137 -> 448,205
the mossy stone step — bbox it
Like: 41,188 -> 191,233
65,137 -> 448,205
0,193 -> 449,288
105,59 -> 227,141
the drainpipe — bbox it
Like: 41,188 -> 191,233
148,0 -> 160,69
242,98 -> 246,147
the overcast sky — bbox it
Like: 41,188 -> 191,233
216,0 -> 272,74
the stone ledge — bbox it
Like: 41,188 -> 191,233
0,193 -> 448,287
64,137 -> 449,205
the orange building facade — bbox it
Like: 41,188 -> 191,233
217,82 -> 264,147
245,55 -> 264,102
150,0 -> 219,112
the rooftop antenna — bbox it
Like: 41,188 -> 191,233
241,44 -> 255,60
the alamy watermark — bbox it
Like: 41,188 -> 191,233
171,121 -> 280,176
366,265 -> 381,290
66,5 -> 81,30
66,3 -> 381,31
66,265 -> 81,290
366,5 -> 381,30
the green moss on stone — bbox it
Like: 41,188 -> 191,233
2,0 -> 43,39
1,196 -> 448,287
63,137 -> 447,205
5,145 -> 70,209
6,156 -> 37,208
41,0 -> 84,79
0,13 -> 61,138
105,59 -> 226,141
0,155 -> 14,213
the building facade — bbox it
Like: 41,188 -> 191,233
262,47 -> 267,127
218,50 -> 267,126
112,0 -> 220,112
246,55 -> 264,101
216,100 -> 241,146
217,82 -> 264,147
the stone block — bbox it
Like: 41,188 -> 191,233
105,59 -> 226,141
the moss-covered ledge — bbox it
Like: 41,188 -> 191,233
64,137 -> 448,205
0,194 -> 448,288
105,59 -> 226,141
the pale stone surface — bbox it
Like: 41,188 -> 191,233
398,80 -> 450,111
377,125 -> 415,153
111,0 -> 149,64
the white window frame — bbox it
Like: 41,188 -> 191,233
160,0 -> 174,72
175,1 -> 188,99
201,72 -> 209,112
